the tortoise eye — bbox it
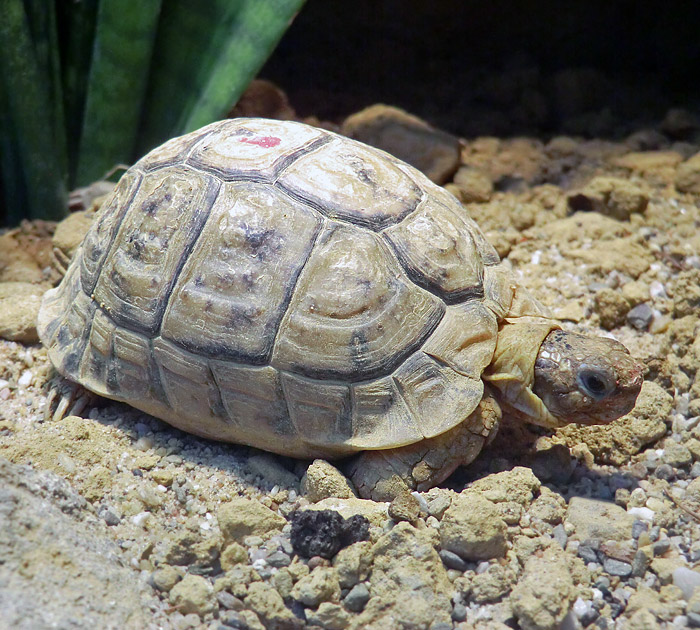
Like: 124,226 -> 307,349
577,367 -> 615,399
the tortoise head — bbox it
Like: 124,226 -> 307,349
533,329 -> 644,425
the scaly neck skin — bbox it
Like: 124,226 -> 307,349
483,320 -> 563,429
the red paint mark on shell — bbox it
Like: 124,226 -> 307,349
239,136 -> 282,149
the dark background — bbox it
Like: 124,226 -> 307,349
261,0 -> 700,138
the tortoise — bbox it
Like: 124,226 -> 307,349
38,118 -> 643,500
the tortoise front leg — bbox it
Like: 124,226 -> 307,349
347,392 -> 501,501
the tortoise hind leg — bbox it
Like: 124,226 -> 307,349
44,371 -> 95,422
347,392 -> 501,501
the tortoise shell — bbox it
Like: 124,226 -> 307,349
38,118 -> 541,458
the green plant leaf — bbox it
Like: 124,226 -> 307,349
76,0 -> 162,186
0,0 -> 67,221
140,0 -> 306,153
56,0 -> 98,186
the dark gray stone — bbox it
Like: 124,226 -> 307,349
216,591 -> 244,611
344,583 -> 370,612
603,558 -> 633,577
631,520 -> 648,540
627,303 -> 653,330
439,549 -> 469,572
266,550 -> 291,568
451,602 -> 468,622
578,545 -> 599,564
653,539 -> 671,556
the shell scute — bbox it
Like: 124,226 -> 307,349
277,138 -> 422,229
384,198 -> 485,301
91,166 -> 219,334
272,222 -> 444,380
188,118 -> 327,180
161,182 -> 321,362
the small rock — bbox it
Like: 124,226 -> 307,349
675,152 -> 700,194
307,496 -> 388,528
661,440 -> 693,468
674,568 -> 700,600
364,522 -> 453,628
290,509 -> 369,559
151,565 -> 181,592
306,602 -> 352,630
438,549 -> 469,572
301,459 -> 356,502
342,104 -> 460,184
603,558 -> 633,577
245,581 -> 302,629
453,166 -> 493,202
440,492 -> 507,561
671,269 -> 700,318
266,550 -> 292,568
388,490 -> 421,523
217,497 -> 286,543
221,542 -> 249,571
343,583 -> 370,612
632,546 -> 653,577
631,520 -> 649,539
426,493 -> 452,519
511,546 -> 575,630
653,539 -> 671,556
594,288 -> 630,330
471,564 -> 517,603
566,497 -> 636,542
169,574 -> 216,617
578,544 -> 599,564
652,556 -> 687,584
216,591 -> 244,611
0,282 -> 49,343
332,541 -> 372,589
627,303 -> 654,330
567,176 -> 648,221
272,568 -> 294,600
99,507 -> 121,526
291,567 -> 341,608
468,467 -> 541,505
451,602 -> 468,622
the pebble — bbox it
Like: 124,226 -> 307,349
674,568 -> 700,600
603,558 -> 633,577
451,602 -> 468,622
427,494 -> 452,519
438,549 -> 469,572
216,591 -> 244,611
265,550 -> 291,568
653,539 -> 672,556
627,303 -> 654,330
388,490 -> 421,523
631,520 -> 649,539
99,507 -> 121,526
343,583 -> 370,612
628,506 -> 655,522
578,545 -> 599,564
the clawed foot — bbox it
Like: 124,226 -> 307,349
44,373 -> 94,422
